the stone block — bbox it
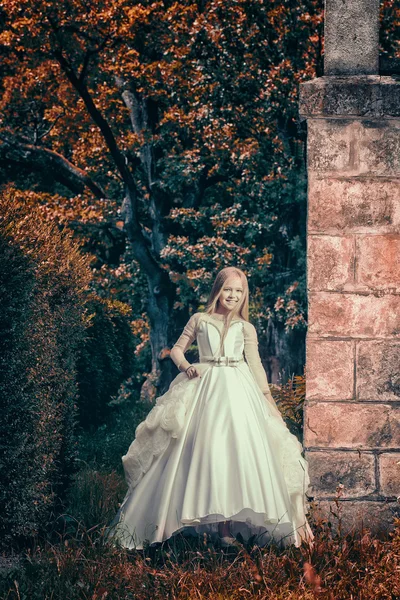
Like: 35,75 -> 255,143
359,122 -> 400,177
307,119 -> 356,174
309,500 -> 400,538
382,77 -> 400,117
357,341 -> 400,401
307,119 -> 400,177
299,76 -> 400,118
308,235 -> 354,291
308,176 -> 400,234
308,292 -> 400,338
306,339 -> 354,400
357,235 -> 400,291
324,0 -> 379,76
379,453 -> 400,497
304,401 -> 400,450
305,450 -> 376,498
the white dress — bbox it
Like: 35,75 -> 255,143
107,312 -> 314,549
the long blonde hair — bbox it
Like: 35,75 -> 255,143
204,267 -> 250,354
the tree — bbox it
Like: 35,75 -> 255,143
0,1 -> 397,396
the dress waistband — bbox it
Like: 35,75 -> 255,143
200,355 -> 244,367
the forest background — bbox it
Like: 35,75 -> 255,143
0,0 -> 399,593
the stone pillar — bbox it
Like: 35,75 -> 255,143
324,0 -> 380,75
299,0 -> 400,536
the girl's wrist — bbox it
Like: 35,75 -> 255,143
177,359 -> 191,372
184,365 -> 192,372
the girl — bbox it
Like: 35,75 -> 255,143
107,267 -> 314,549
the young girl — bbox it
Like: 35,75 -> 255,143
107,266 -> 314,549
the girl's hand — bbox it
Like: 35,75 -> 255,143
185,365 -> 201,379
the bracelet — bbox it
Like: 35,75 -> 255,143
184,365 -> 192,372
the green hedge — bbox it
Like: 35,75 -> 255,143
0,189 -> 91,547
0,189 -> 141,548
76,295 -> 136,429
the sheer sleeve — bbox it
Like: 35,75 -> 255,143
243,321 -> 281,417
170,313 -> 198,372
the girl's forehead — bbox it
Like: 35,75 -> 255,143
223,277 -> 243,288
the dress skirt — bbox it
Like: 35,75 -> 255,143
106,360 -> 314,550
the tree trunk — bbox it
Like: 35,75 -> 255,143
261,319 -> 306,386
142,269 -> 177,403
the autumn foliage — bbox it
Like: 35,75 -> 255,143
0,0 -> 327,393
1,0 -> 398,393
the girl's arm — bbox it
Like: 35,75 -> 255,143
170,313 -> 198,372
243,321 -> 281,417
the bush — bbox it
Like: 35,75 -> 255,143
76,295 -> 137,430
0,188 -> 91,548
272,373 -> 306,441
77,394 -> 152,473
63,467 -> 127,530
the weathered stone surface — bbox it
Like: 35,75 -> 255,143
310,500 -> 400,537
359,123 -> 400,177
302,2 -> 400,533
307,119 -> 400,177
304,401 -> 400,449
308,292 -> 400,338
299,76 -> 400,118
308,236 -> 354,291
357,235 -> 400,292
308,176 -> 400,234
379,453 -> 400,497
305,450 -> 376,498
324,0 -> 379,76
382,77 -> 400,117
307,119 -> 356,174
357,341 -> 400,401
306,340 -> 354,400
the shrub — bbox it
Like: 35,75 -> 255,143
63,467 -> 127,530
272,373 -> 306,441
77,393 -> 152,473
0,188 -> 91,547
76,295 -> 137,430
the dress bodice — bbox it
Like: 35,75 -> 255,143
171,312 -> 274,397
197,315 -> 245,359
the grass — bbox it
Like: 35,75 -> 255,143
1,474 -> 399,599
2,376 -> 398,598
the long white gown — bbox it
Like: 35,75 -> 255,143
107,312 -> 314,549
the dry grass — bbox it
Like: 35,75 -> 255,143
1,493 -> 399,600
2,374 -> 398,598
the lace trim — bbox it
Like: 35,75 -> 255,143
266,412 -> 311,497
122,373 -> 201,490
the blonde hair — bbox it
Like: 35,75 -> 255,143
204,267 -> 250,354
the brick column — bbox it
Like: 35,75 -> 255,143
299,0 -> 400,536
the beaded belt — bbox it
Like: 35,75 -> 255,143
201,355 -> 244,367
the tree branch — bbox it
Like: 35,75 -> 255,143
0,130 -> 106,198
115,76 -> 154,188
47,19 -> 168,285
115,76 -> 169,256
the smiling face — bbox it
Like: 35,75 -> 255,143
217,276 -> 244,313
